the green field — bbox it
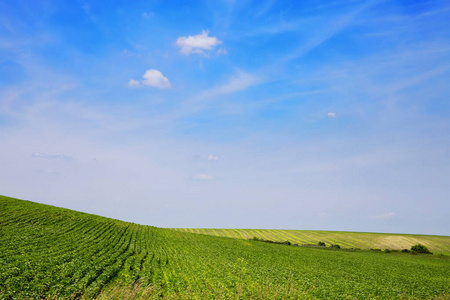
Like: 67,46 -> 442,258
174,228 -> 450,255
1,195 -> 450,299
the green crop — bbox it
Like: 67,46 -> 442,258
1,195 -> 450,299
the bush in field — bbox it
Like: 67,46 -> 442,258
331,244 -> 340,249
411,244 -> 432,254
318,242 -> 326,247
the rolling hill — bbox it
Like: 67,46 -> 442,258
174,228 -> 450,255
1,195 -> 449,299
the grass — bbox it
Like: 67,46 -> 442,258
173,228 -> 450,255
1,195 -> 450,299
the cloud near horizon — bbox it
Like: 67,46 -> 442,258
176,30 -> 222,55
371,212 -> 396,220
32,152 -> 72,161
193,173 -> 214,180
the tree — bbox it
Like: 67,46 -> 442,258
410,243 -> 432,254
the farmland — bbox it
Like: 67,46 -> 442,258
1,195 -> 450,299
174,228 -> 450,255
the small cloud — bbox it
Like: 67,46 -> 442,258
127,79 -> 140,88
32,152 -> 72,161
193,173 -> 214,180
371,212 -> 396,220
207,154 -> 219,161
327,112 -> 337,118
176,30 -> 222,55
128,69 -> 171,89
217,48 -> 228,55
142,11 -> 154,18
142,69 -> 171,89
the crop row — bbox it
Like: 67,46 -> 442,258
1,196 -> 450,299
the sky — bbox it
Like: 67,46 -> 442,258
1,0 -> 450,235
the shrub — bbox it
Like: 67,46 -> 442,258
282,241 -> 292,246
401,249 -> 410,253
410,244 -> 432,254
317,242 -> 326,247
331,244 -> 340,249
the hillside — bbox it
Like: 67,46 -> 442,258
174,228 -> 450,255
1,195 -> 450,299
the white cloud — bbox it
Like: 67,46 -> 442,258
371,212 -> 396,220
327,112 -> 337,118
207,154 -> 219,161
176,30 -> 222,55
128,70 -> 171,89
194,173 -> 214,180
142,69 -> 171,89
127,79 -> 140,88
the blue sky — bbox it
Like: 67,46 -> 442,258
1,0 -> 450,235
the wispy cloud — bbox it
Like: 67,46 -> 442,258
152,71 -> 261,123
216,48 -> 228,55
81,3 -> 97,22
207,154 -> 219,161
199,71 -> 259,99
176,30 -> 222,55
36,169 -> 59,175
193,173 -> 214,180
279,1 -> 379,64
32,152 -> 72,161
142,11 -> 154,18
371,212 -> 396,220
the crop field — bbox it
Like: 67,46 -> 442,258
1,195 -> 450,299
174,228 -> 450,255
